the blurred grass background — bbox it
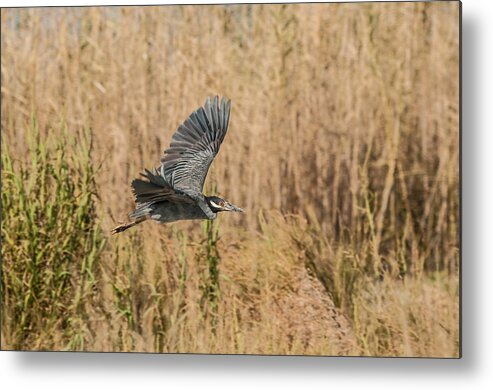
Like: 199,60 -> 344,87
1,2 -> 459,356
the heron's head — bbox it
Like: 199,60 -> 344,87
206,196 -> 244,213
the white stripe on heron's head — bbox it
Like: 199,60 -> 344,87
209,200 -> 222,209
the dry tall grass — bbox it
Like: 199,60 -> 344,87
1,2 -> 459,356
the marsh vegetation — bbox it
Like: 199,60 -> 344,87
1,2 -> 459,356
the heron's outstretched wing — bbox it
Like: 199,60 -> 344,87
159,96 -> 231,195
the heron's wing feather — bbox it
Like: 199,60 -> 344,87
131,168 -> 194,205
160,96 -> 231,194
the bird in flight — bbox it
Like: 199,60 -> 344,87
112,96 -> 243,235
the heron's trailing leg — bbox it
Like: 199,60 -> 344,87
111,219 -> 144,235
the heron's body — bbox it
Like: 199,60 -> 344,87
112,96 -> 243,234
137,201 -> 211,224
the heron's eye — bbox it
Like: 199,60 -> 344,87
219,201 -> 225,207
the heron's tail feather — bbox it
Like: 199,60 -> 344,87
129,203 -> 153,220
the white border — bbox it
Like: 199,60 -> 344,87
2,1 -> 493,389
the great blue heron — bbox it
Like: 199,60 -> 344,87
111,96 -> 243,235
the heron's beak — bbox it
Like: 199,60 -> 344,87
226,203 -> 244,213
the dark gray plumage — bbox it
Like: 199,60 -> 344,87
112,96 -> 243,235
